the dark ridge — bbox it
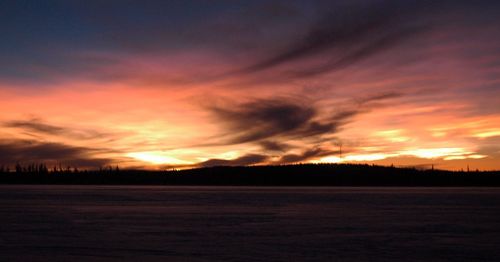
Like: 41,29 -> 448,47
1,163 -> 499,186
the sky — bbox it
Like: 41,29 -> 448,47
1,0 -> 499,170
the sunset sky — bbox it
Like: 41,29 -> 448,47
1,0 -> 499,170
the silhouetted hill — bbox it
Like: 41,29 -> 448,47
1,163 -> 500,186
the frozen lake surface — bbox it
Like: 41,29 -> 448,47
1,186 -> 499,261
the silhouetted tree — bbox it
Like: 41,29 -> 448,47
15,163 -> 22,174
40,163 -> 48,174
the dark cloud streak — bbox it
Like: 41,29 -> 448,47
209,92 -> 401,147
290,26 -> 428,78
0,139 -> 112,168
234,1 -> 432,77
4,118 -> 109,140
198,153 -> 268,167
210,98 -> 316,144
277,147 -> 333,164
259,140 -> 291,152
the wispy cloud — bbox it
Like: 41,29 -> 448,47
4,117 -> 108,140
0,139 -> 112,168
276,147 -> 334,164
233,1 -> 431,78
208,92 -> 401,146
259,140 -> 291,152
198,153 -> 268,167
209,97 -> 316,144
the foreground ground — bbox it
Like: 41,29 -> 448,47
1,186 -> 499,261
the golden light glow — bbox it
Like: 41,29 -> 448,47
473,129 -> 500,138
443,154 -> 486,161
319,148 -> 487,165
399,148 -> 472,159
319,156 -> 342,163
126,152 -> 190,165
320,153 -> 395,163
345,153 -> 395,162
374,129 -> 411,143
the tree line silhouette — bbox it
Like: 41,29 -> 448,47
0,163 -> 119,175
1,162 -> 500,186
